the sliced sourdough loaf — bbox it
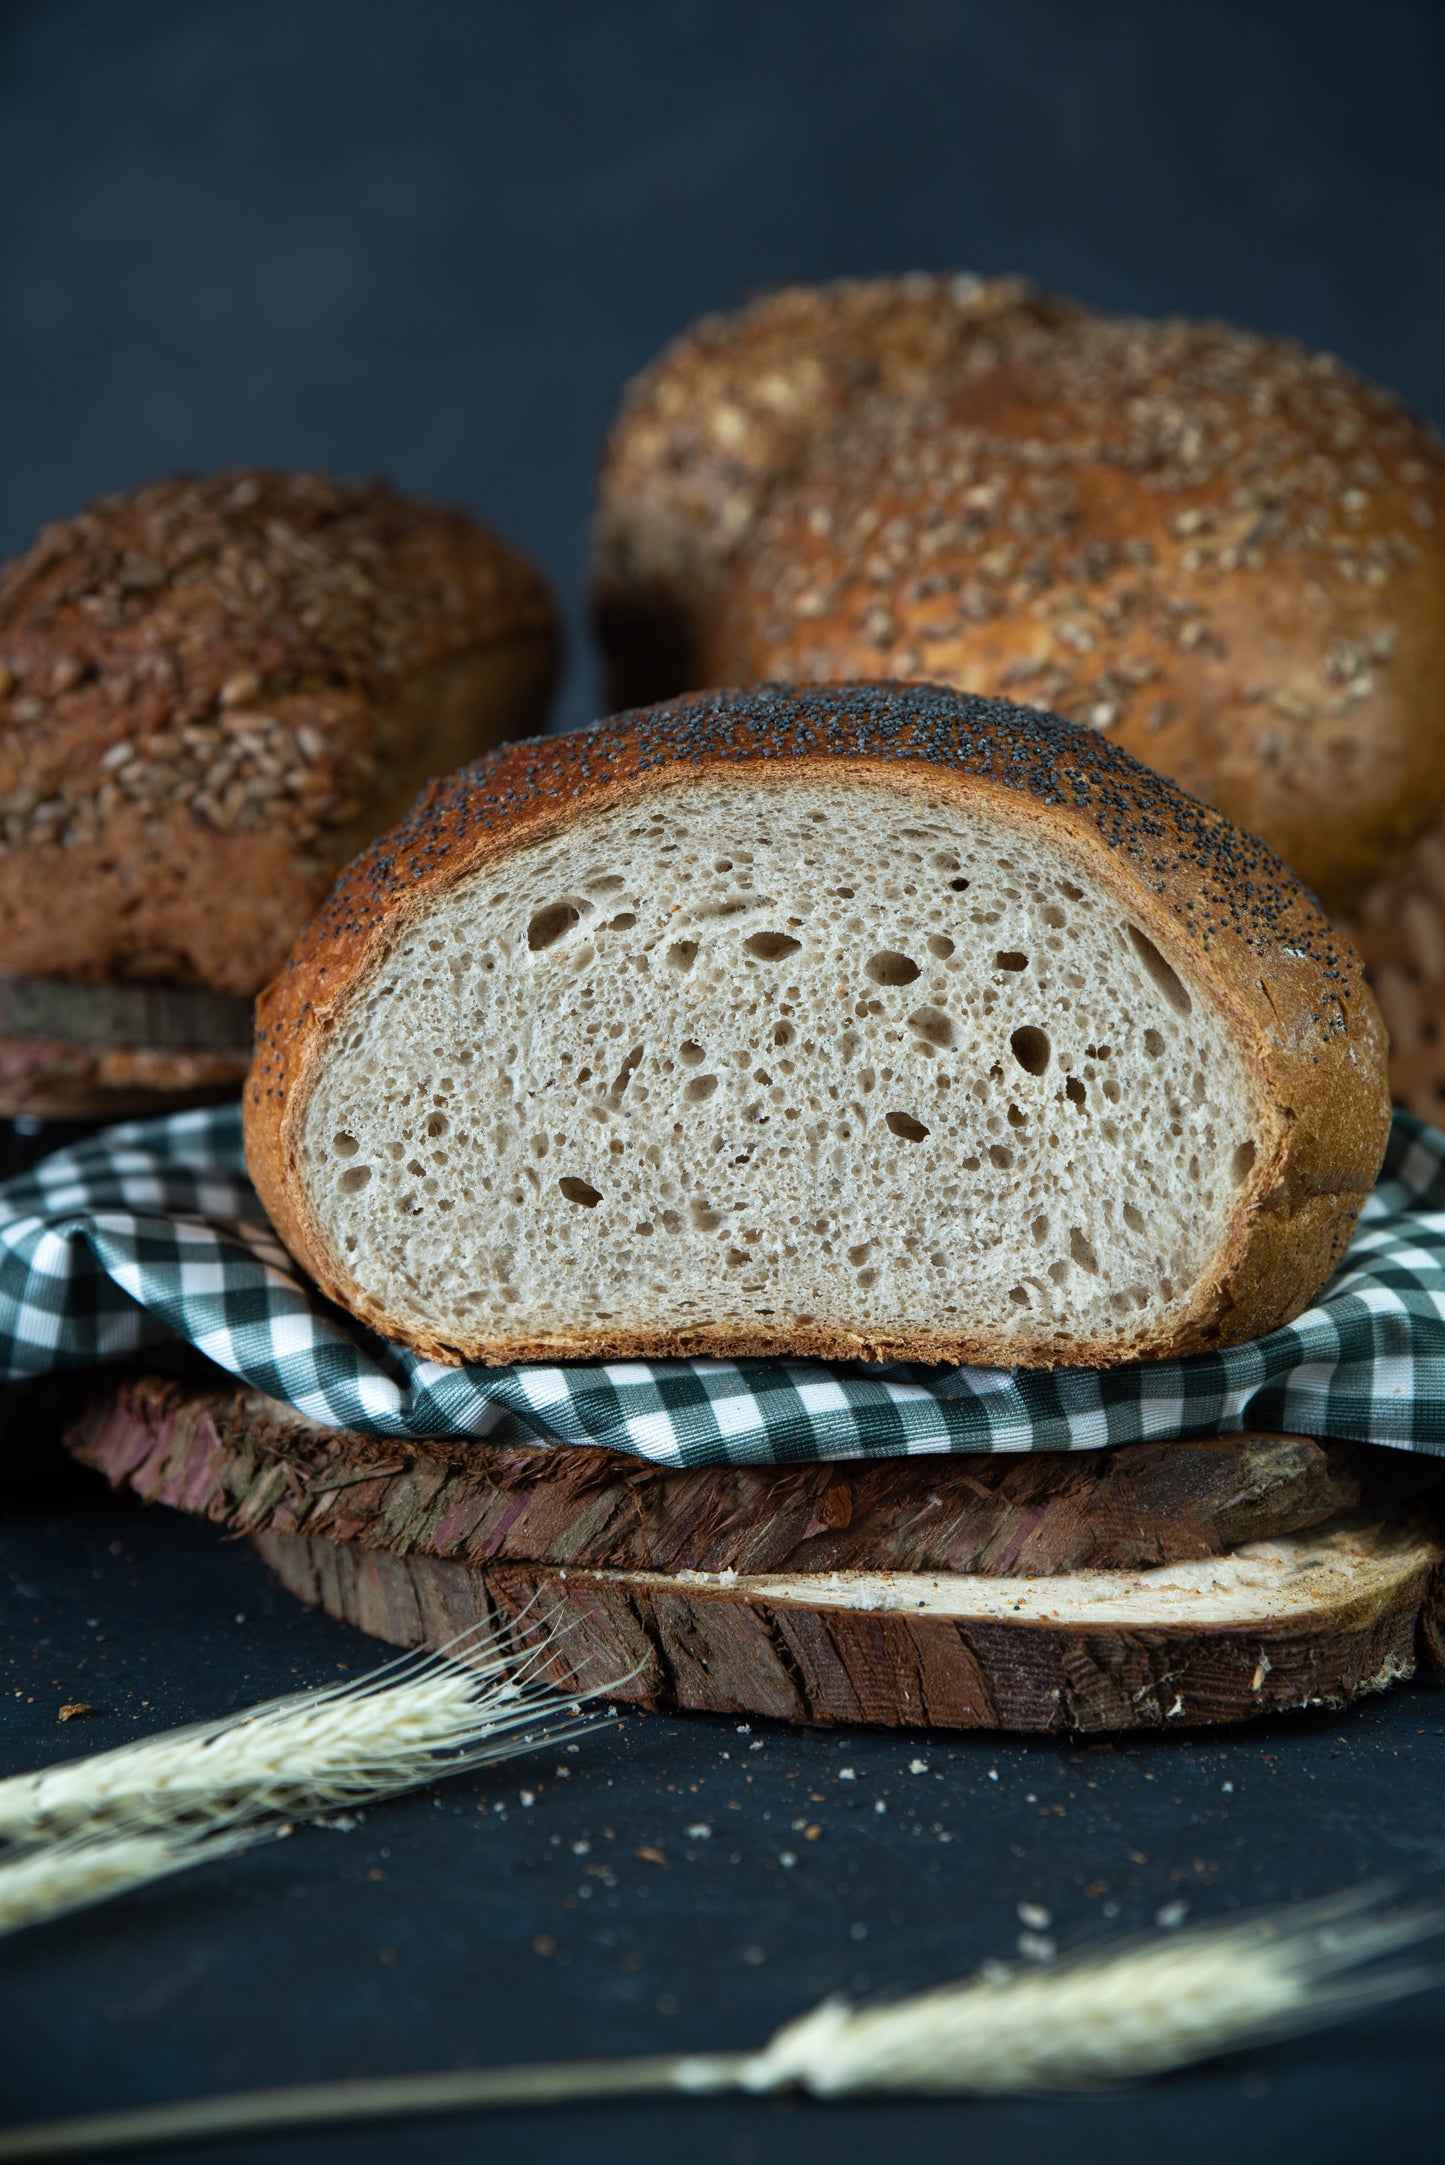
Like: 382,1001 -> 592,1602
245,684 -> 1390,1369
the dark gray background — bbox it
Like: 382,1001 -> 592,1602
3,4 -> 1445,2160
3,0 -> 1444,734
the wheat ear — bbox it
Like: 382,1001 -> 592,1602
0,1620 -> 608,1847
737,1880 -> 1442,2095
0,1829 -> 261,1943
0,1885 -> 1436,2159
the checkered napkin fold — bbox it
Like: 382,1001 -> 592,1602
2,1103 -> 1445,1467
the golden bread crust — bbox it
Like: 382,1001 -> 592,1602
0,470 -> 559,995
245,683 -> 1390,1370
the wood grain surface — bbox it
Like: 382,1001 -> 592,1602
64,1375 -> 1445,1733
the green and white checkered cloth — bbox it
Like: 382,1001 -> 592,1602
1,1103 -> 1444,1466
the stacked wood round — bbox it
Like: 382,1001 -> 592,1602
65,1376 -> 1445,1735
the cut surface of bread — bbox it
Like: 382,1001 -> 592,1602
248,688 -> 1389,1370
304,776 -> 1262,1361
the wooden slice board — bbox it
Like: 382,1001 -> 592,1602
0,976 -> 253,1119
64,1376 -> 1445,1734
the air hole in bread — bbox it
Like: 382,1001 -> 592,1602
1066,1076 -> 1086,1107
1070,1227 -> 1100,1273
866,950 -> 920,986
745,931 -> 803,962
667,940 -> 698,972
1123,1202 -> 1147,1234
886,1111 -> 930,1142
1010,1026 -> 1050,1075
1126,925 -> 1192,1015
685,1074 -> 719,1103
612,1046 -> 644,1097
1233,1140 -> 1258,1181
339,1164 -> 371,1193
333,1132 -> 359,1157
996,951 -> 1028,972
559,1177 -> 602,1208
528,901 -> 585,952
928,934 -> 955,959
949,877 -> 970,892
908,1006 -> 955,1050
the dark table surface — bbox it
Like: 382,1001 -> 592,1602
3,3 -> 1445,2157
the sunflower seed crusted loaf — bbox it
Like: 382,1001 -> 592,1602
0,469 -> 558,998
596,278 -> 1445,908
593,274 -> 1070,710
245,683 -> 1389,1371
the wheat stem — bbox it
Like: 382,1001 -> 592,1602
0,1886 -> 1435,2159
0,2057 -> 747,2161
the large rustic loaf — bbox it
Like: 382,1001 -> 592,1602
0,470 -> 558,1002
595,278 -> 1445,908
592,274 -> 1070,708
246,684 -> 1389,1370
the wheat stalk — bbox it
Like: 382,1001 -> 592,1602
0,1884 -> 1435,2158
0,1622 -> 607,1850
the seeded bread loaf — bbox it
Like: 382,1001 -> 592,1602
245,683 -> 1389,1370
592,274 -> 1073,709
595,279 -> 1445,908
0,470 -> 559,1001
1345,815 -> 1445,1123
